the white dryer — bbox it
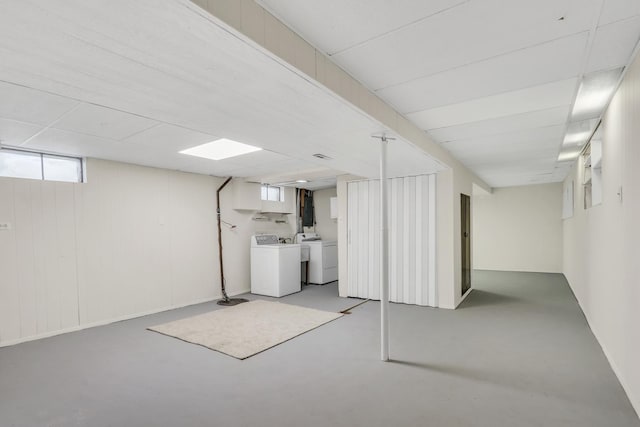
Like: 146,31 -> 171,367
295,233 -> 338,285
250,235 -> 301,297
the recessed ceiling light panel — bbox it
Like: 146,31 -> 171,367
558,148 -> 582,162
180,138 -> 261,160
563,119 -> 599,147
571,68 -> 623,122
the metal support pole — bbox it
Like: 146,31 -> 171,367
379,137 -> 390,361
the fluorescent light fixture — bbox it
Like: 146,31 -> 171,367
571,68 -> 623,121
562,119 -> 599,146
558,148 -> 582,162
180,138 -> 261,160
296,179 -> 308,183
563,130 -> 591,145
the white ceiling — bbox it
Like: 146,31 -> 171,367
0,0 -> 445,186
259,0 -> 640,187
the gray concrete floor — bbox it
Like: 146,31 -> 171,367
1,271 -> 638,427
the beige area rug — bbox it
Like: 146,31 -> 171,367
148,300 -> 343,359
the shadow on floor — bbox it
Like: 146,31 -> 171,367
456,289 -> 521,309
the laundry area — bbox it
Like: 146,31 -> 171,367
2,1 -> 640,426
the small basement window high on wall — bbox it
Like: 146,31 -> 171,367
0,148 -> 83,183
261,184 -> 284,202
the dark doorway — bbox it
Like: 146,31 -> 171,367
461,193 -> 471,296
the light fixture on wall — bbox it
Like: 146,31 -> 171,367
180,138 -> 262,160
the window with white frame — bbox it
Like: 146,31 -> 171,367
0,148 -> 83,183
261,184 -> 284,202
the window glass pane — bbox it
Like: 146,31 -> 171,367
43,155 -> 82,183
0,150 -> 42,180
261,185 -> 268,200
267,186 -> 280,201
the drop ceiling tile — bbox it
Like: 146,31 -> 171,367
450,145 -> 559,166
331,0 -> 594,90
599,0 -> 640,26
428,106 -> 570,142
407,78 -> 577,129
587,16 -> 640,73
0,1 -> 456,183
474,161 -> 556,175
0,81 -> 79,126
173,156 -> 238,176
23,128 -> 124,159
455,148 -> 559,167
443,124 -> 565,147
220,149 -> 297,167
258,0 -> 466,55
123,123 -> 218,151
53,103 -> 159,141
378,32 -> 588,113
0,118 -> 43,145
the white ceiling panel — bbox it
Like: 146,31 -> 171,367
330,0 -> 595,90
428,106 -> 570,143
479,175 -> 558,188
4,0 -> 639,188
123,123 -> 217,151
238,0 -> 640,186
258,0 -> 467,55
0,80 -> 79,126
587,16 -> 640,73
378,32 -> 588,113
442,124 -> 565,151
445,144 -> 559,168
0,118 -> 43,145
470,159 -> 557,175
53,103 -> 159,140
449,145 -> 559,164
22,128 -> 124,159
217,149 -> 297,168
0,1 -> 445,183
408,79 -> 577,130
599,0 -> 640,26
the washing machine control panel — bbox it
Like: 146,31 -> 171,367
253,234 -> 279,246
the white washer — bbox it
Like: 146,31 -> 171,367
250,235 -> 301,297
295,233 -> 338,285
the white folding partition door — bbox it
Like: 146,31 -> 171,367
347,175 -> 437,307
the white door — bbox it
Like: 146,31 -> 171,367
347,175 -> 437,307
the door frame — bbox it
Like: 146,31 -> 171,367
460,193 -> 471,297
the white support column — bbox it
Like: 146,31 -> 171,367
379,137 -> 390,361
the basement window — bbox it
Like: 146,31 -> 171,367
0,148 -> 83,183
582,125 -> 603,209
261,184 -> 284,202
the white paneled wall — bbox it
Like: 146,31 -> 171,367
0,179 -> 80,342
0,159 -> 223,346
347,175 -> 437,306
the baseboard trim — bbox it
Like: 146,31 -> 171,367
0,288 -> 251,348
